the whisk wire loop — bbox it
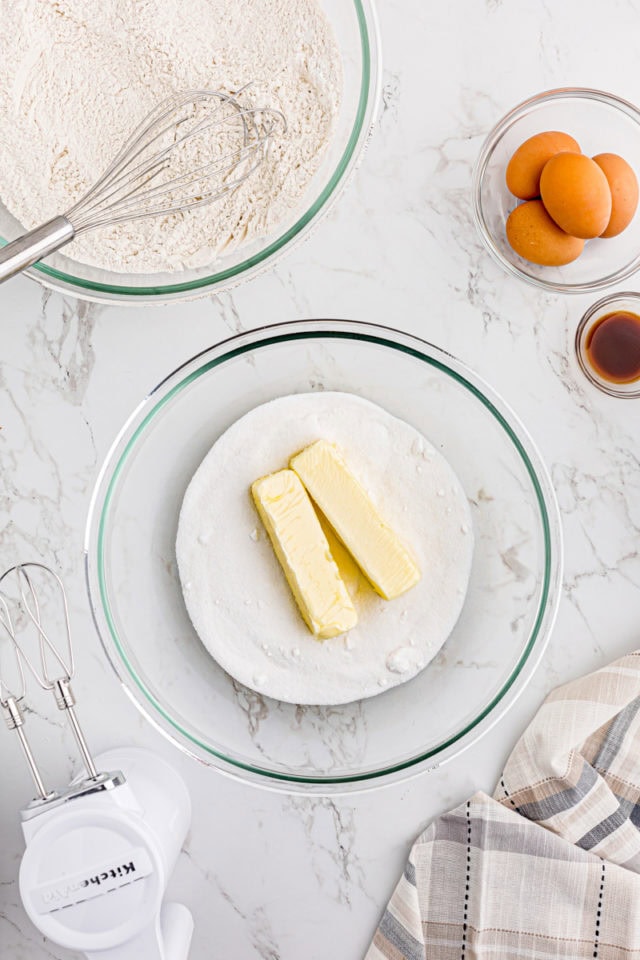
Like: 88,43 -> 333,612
91,139 -> 267,226
66,88 -> 285,233
0,86 -> 285,284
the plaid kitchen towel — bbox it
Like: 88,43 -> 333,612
366,650 -> 640,959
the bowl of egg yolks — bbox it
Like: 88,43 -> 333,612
472,88 -> 640,293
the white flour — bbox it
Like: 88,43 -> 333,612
0,0 -> 341,273
176,393 -> 474,706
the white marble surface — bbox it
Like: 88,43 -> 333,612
2,2 -> 640,958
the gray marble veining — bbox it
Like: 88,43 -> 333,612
2,2 -> 640,958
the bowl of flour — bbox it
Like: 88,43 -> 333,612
86,320 -> 563,792
0,0 -> 380,302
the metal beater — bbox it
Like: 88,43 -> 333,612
0,87 -> 285,284
0,561 -> 105,802
0,562 -> 194,960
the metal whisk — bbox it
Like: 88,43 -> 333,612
0,88 -> 284,284
0,562 -> 120,812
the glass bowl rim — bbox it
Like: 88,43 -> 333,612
472,86 -> 640,295
84,319 -> 563,793
575,290 -> 640,398
0,0 -> 381,303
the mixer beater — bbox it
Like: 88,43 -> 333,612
0,562 -> 105,799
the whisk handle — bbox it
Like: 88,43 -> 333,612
0,215 -> 75,284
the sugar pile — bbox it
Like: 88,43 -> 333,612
176,393 -> 474,706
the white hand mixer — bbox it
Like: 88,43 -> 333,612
0,562 -> 194,960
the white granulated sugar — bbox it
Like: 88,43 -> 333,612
176,393 -> 474,706
0,0 -> 341,273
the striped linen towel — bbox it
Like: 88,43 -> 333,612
366,650 -> 640,959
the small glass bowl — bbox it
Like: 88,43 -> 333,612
576,292 -> 640,397
473,88 -> 640,294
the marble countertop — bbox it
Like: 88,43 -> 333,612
2,2 -> 640,957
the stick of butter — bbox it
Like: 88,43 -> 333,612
251,469 -> 358,639
290,440 -> 421,600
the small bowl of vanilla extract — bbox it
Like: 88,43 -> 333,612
576,292 -> 640,398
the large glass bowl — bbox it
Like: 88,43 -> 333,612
0,1 -> 380,305
473,88 -> 640,293
85,320 -> 563,793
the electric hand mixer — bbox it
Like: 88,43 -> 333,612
0,562 -> 194,960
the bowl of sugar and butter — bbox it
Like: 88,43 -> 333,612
86,319 -> 562,792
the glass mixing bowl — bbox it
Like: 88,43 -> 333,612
473,88 -> 640,293
85,320 -> 563,793
0,0 -> 380,305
